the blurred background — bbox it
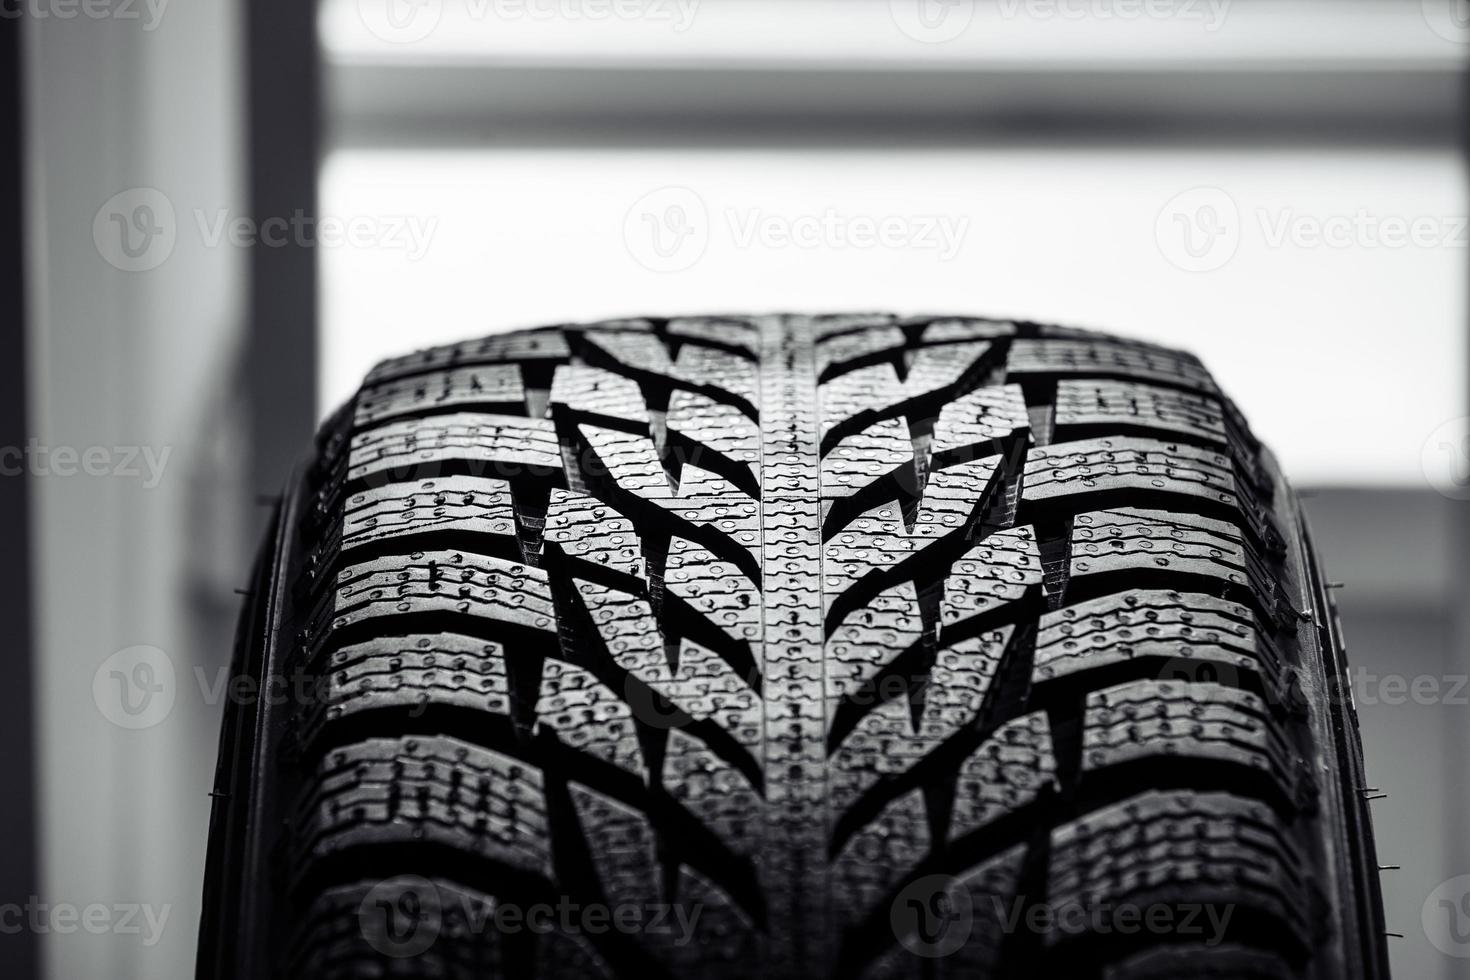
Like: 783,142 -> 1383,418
3,0 -> 1467,977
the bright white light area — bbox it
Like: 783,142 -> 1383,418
323,0 -> 1464,68
321,147 -> 1465,486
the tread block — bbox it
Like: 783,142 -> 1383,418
575,580 -> 761,761
828,581 -> 924,703
1068,508 -> 1249,596
293,736 -> 552,877
536,661 -> 647,781
931,382 -> 1029,463
811,313 -> 900,342
657,498 -> 762,584
342,476 -> 519,555
1081,680 -> 1312,812
579,423 -> 670,498
948,712 -> 1058,842
816,325 -> 907,381
861,845 -> 1028,980
828,627 -> 1015,812
664,866 -> 760,974
1006,338 -> 1217,395
822,457 -> 1003,607
365,328 -> 570,386
663,729 -> 762,857
666,388 -> 760,499
831,789 -> 931,929
821,364 -> 906,445
324,550 -> 556,638
1053,379 -> 1226,447
904,341 -> 997,398
354,363 -> 527,429
1031,589 -> 1279,691
582,328 -> 676,374
938,846 -> 1030,978
924,628 -> 1016,743
667,638 -> 763,745
569,782 -> 662,908
938,526 -> 1042,634
298,633 -> 512,749
667,315 -> 758,358
574,579 -> 665,676
1023,436 -> 1238,515
666,536 -> 762,662
829,699 -> 927,817
543,490 -> 645,580
916,456 -> 1006,537
671,342 -> 760,406
820,342 -> 997,450
291,876 -> 511,978
348,413 -> 562,488
822,417 -> 914,501
551,364 -> 650,425
1046,790 -> 1322,950
919,317 -> 1016,345
580,328 -> 759,420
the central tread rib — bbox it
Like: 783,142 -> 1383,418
755,316 -> 831,974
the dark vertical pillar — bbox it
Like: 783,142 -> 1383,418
246,0 -> 320,503
0,11 -> 39,980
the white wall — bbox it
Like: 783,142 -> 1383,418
25,1 -> 248,976
321,145 -> 1466,487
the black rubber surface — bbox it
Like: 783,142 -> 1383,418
198,314 -> 1388,980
